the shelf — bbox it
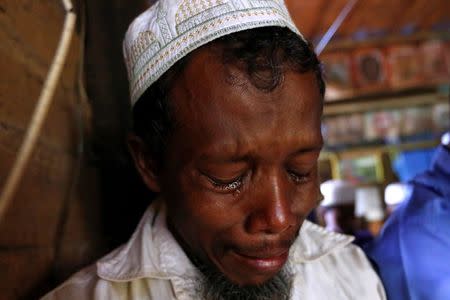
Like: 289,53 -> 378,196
320,139 -> 440,158
319,139 -> 440,185
323,89 -> 447,117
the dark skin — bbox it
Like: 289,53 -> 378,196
129,47 -> 323,286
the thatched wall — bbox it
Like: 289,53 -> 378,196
0,1 -> 148,298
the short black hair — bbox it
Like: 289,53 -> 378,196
132,26 -> 325,170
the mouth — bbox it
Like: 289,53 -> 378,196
231,249 -> 289,274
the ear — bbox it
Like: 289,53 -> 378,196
127,134 -> 161,192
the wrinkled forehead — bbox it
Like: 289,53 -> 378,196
169,47 -> 322,137
168,48 -> 255,127
170,46 -> 253,95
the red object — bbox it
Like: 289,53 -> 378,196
353,48 -> 388,92
387,44 -> 423,88
421,40 -> 450,84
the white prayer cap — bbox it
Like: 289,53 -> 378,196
384,182 -> 411,206
442,131 -> 450,147
355,187 -> 385,221
123,0 -> 304,106
365,210 -> 385,222
320,180 -> 355,207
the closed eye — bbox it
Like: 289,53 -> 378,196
201,172 -> 244,193
287,170 -> 313,184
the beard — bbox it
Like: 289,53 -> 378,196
194,260 -> 292,300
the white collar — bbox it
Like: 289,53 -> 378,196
97,200 -> 353,282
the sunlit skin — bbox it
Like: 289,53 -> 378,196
130,47 -> 324,286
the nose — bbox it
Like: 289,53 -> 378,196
245,172 -> 296,235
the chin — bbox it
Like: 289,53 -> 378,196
199,261 -> 292,300
234,273 -> 281,287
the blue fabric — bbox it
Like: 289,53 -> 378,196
365,145 -> 450,300
393,148 -> 436,182
353,229 -> 374,249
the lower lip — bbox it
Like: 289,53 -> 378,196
233,251 -> 289,273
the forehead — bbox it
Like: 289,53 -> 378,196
167,47 -> 323,155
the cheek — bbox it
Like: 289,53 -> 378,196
164,174 -> 240,253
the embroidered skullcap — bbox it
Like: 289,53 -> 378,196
123,0 -> 305,107
320,180 -> 355,207
384,182 -> 411,206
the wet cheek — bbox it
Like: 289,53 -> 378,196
168,205 -> 221,261
173,182 -> 240,242
182,175 -> 241,220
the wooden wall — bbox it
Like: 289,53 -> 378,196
286,0 -> 450,42
83,0 -> 152,252
0,0 -> 154,298
0,1 -> 101,299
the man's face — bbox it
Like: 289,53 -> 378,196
155,48 -> 323,286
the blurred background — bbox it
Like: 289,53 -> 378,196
0,0 -> 448,299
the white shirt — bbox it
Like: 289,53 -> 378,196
42,201 -> 386,299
